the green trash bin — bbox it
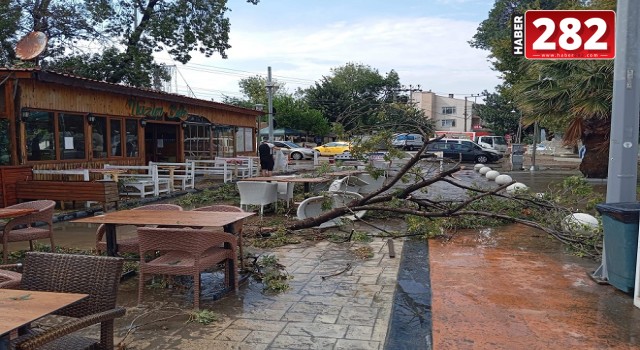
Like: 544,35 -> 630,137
596,202 -> 640,293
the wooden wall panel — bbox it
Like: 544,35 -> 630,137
19,81 -> 255,128
0,165 -> 33,207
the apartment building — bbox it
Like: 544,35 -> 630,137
410,91 -> 481,133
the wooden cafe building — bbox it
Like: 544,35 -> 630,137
0,68 -> 261,206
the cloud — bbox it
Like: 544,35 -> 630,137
172,15 -> 501,100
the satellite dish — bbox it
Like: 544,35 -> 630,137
15,31 -> 47,60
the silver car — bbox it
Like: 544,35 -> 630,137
270,141 -> 316,160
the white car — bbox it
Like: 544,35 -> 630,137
269,141 -> 317,160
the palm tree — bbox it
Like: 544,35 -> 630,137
514,60 -> 613,178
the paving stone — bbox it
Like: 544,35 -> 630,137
357,275 -> 379,284
346,325 -> 374,340
314,313 -> 339,324
280,311 -> 317,322
243,330 -> 279,344
270,335 -> 336,349
214,328 -> 251,342
289,302 -> 342,314
334,338 -> 381,350
337,306 -> 380,326
282,322 -> 348,338
228,319 -> 287,332
241,308 -> 288,321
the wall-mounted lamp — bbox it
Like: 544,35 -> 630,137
86,113 -> 96,125
139,118 -> 147,128
20,109 -> 29,123
181,121 -> 188,129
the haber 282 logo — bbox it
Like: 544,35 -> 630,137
512,10 -> 616,60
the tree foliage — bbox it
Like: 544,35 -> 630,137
3,0 -> 260,87
474,89 -> 521,136
304,63 -> 400,131
514,60 -> 613,177
469,0 -> 578,86
273,95 -> 331,137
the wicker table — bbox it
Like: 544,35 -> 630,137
72,210 -> 254,257
0,289 -> 87,337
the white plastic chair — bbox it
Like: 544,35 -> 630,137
236,181 -> 278,217
328,176 -> 370,193
296,191 -> 365,228
273,175 -> 296,207
355,173 -> 386,195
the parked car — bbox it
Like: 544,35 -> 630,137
269,140 -> 316,160
313,142 -> 352,156
392,133 -> 425,151
427,138 -> 503,163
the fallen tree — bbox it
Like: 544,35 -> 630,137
284,142 -> 602,260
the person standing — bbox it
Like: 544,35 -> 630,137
258,138 -> 275,176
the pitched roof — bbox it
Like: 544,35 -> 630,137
0,68 -> 261,116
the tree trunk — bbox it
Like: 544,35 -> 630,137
579,119 -> 609,179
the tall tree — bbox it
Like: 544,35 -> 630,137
3,0 -> 259,87
305,63 -> 400,131
469,0 -> 577,86
274,95 -> 331,139
515,60 -> 613,178
475,89 -> 522,136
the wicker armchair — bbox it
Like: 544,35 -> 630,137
192,205 -> 246,269
0,263 -> 22,289
95,203 -> 183,255
137,227 -> 238,310
1,200 -> 56,263
11,252 -> 124,350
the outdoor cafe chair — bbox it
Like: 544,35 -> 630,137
0,263 -> 21,289
1,200 -> 56,264
137,227 -> 238,310
192,205 -> 246,268
236,181 -> 278,217
10,252 -> 124,350
95,203 -> 183,255
273,175 -> 296,208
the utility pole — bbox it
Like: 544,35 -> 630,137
408,84 -> 421,104
266,67 -> 275,141
592,0 -> 640,290
463,96 -> 468,132
393,84 -> 422,103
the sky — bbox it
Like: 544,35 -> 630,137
155,0 -> 502,103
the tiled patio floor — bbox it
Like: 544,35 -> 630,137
115,238 -> 402,349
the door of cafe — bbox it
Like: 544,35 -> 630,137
145,122 -> 179,163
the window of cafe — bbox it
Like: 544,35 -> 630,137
235,127 -> 254,153
183,116 -> 213,159
0,119 -> 11,165
59,113 -> 86,160
26,111 -> 55,161
24,110 -> 140,162
0,85 -> 5,115
213,125 -> 235,157
92,116 -> 107,158
125,119 -> 139,157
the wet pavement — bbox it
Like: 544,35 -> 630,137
430,224 -> 640,349
112,220 -> 404,349
14,154 -> 640,349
